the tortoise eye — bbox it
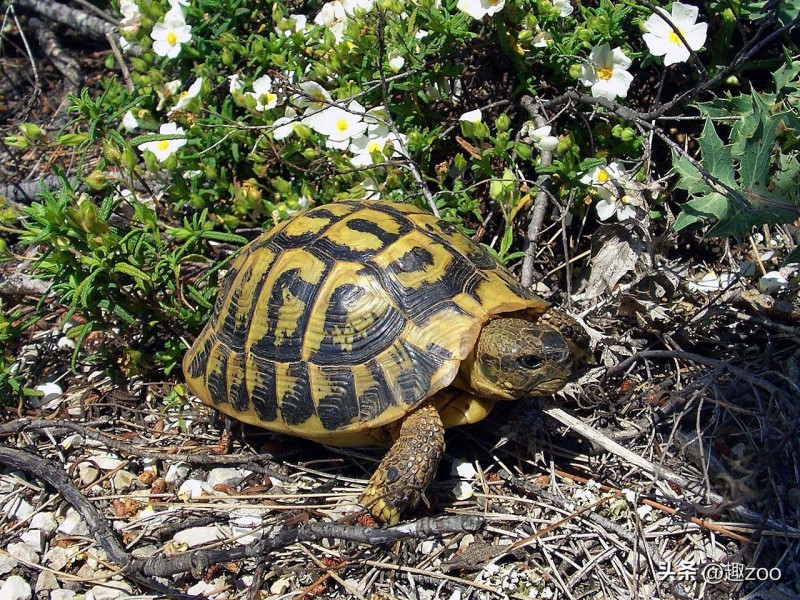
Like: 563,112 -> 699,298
518,355 -> 543,370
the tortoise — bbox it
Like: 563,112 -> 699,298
183,200 -> 577,524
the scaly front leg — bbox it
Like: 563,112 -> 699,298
359,402 -> 445,525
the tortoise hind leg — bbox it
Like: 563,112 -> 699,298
359,401 -> 445,525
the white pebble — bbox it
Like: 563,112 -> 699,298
29,512 -> 57,536
0,552 -> 17,575
207,468 -> 251,488
0,575 -> 32,600
57,508 -> 90,537
164,463 -> 189,484
759,270 -> 789,293
172,526 -> 228,548
7,542 -> 39,565
3,498 -> 34,521
177,479 -> 214,501
50,590 -> 76,600
19,530 -> 43,553
34,382 -> 62,404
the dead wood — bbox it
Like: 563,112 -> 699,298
14,0 -> 115,39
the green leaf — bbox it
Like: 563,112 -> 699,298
671,152 -> 709,195
114,262 -> 152,283
698,119 -> 735,188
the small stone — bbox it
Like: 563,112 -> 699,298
88,456 -> 125,471
57,509 -> 90,537
0,575 -> 32,600
34,382 -> 62,405
57,337 -> 76,351
164,463 -> 189,484
84,581 -> 132,600
7,542 -> 39,565
43,547 -> 76,571
270,576 -> 293,595
77,463 -> 100,486
187,577 -> 227,599
0,552 -> 18,575
35,570 -> 59,594
112,470 -> 137,491
20,530 -> 43,553
3,498 -> 34,521
50,590 -> 76,600
29,512 -> 57,536
207,468 -> 251,488
130,545 -> 158,559
177,479 -> 213,501
230,515 -> 262,545
172,526 -> 228,548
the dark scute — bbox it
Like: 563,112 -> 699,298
251,267 -> 322,363
467,246 -> 498,270
269,208 -> 339,249
250,359 -> 278,422
229,376 -> 250,412
280,362 -> 315,425
187,335 -> 212,379
395,339 -> 449,404
316,367 -> 359,430
206,346 -> 230,407
357,361 -> 396,422
213,266 -> 240,317
346,217 -> 410,244
216,264 -> 253,352
393,246 -> 435,273
374,252 -> 482,320
313,281 -> 406,366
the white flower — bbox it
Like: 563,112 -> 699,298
642,2 -> 708,66
596,195 -> 637,221
272,106 -> 301,140
348,126 -> 407,166
229,74 -> 243,94
360,176 -> 381,199
276,13 -> 307,36
138,122 -> 187,162
314,1 -> 348,43
342,0 -> 374,15
388,51 -> 405,73
151,7 -> 192,59
457,0 -> 505,20
292,81 -> 333,112
530,125 -> 559,152
169,77 -> 203,114
580,160 -> 637,220
364,105 -> 388,131
169,0 -> 189,7
459,109 -> 482,123
119,0 -> 141,32
122,110 -> 138,132
580,43 -> 633,101
552,0 -> 573,17
533,29 -> 553,47
247,75 -> 279,111
309,100 -> 368,148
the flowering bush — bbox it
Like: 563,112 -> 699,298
10,0 -> 800,378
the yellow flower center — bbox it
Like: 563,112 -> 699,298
336,118 -> 349,132
157,140 -> 170,151
598,67 -> 613,80
266,93 -> 276,103
166,31 -> 178,46
596,169 -> 609,183
367,141 -> 381,153
669,30 -> 683,45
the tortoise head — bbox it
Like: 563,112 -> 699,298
460,317 -> 573,400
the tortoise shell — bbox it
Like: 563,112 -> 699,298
183,200 -> 550,444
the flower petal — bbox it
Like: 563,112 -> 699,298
671,1 -> 699,27
683,23 -> 708,50
596,198 -> 617,221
